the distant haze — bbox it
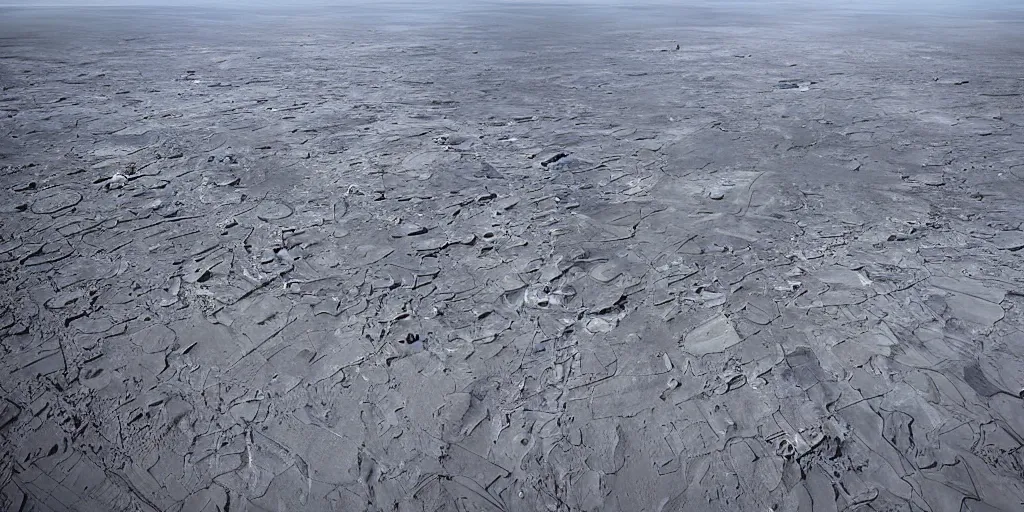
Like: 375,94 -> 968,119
0,0 -> 1021,31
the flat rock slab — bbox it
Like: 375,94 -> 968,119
912,173 -> 946,186
991,231 -> 1024,251
682,314 -> 742,356
30,189 -> 82,214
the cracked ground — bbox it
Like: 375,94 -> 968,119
2,1 -> 1024,511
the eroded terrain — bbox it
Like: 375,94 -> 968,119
2,3 -> 1024,511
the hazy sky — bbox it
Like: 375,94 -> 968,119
0,0 -> 1017,5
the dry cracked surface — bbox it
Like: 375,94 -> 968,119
2,2 -> 1024,511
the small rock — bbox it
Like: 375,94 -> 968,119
106,173 -> 128,190
708,189 -> 725,200
539,151 -> 569,168
775,281 -> 802,292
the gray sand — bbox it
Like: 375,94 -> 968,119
2,2 -> 1024,511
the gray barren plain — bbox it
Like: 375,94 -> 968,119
2,1 -> 1024,511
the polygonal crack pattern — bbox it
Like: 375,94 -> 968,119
2,5 -> 1024,512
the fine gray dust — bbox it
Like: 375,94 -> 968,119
2,1 -> 1024,511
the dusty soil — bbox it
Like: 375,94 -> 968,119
2,2 -> 1024,511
